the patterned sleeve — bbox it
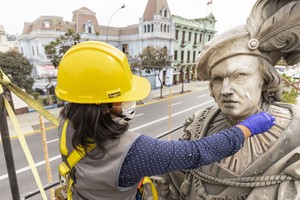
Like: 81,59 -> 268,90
118,126 -> 245,187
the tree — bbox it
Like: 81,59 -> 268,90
139,46 -> 171,98
128,55 -> 143,76
175,64 -> 187,94
44,29 -> 85,68
0,51 -> 34,93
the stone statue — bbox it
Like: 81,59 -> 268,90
148,0 -> 300,199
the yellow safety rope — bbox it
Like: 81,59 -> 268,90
3,97 -> 48,200
0,70 -> 59,127
0,69 -> 59,200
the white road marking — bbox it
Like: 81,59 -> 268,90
169,102 -> 182,107
197,94 -> 207,98
0,155 -> 61,181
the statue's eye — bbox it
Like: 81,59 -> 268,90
236,73 -> 247,78
212,76 -> 223,84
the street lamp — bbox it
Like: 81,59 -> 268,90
106,4 -> 125,43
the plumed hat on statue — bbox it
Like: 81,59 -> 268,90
197,0 -> 300,80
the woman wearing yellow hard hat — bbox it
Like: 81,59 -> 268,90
55,41 -> 275,200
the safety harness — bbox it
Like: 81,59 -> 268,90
56,119 -> 96,199
56,119 -> 158,200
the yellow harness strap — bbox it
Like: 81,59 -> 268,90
59,120 -> 158,200
58,120 -> 96,200
138,176 -> 159,200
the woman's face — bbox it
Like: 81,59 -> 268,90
111,102 -> 122,118
210,55 -> 264,120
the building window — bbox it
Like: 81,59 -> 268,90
164,10 -> 168,17
194,33 -> 197,44
144,25 -> 146,33
174,51 -> 178,60
32,46 -> 35,56
43,21 -> 51,28
199,34 -> 203,43
193,51 -> 196,62
164,24 -> 167,32
84,20 -> 94,34
148,24 -> 150,32
36,45 -> 39,56
187,51 -> 190,63
208,35 -> 211,41
151,24 -> 154,32
175,30 -> 179,40
188,32 -> 191,41
182,31 -> 185,43
181,51 -> 184,63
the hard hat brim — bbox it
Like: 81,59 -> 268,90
123,75 -> 151,102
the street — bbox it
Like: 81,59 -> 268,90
0,89 -> 215,200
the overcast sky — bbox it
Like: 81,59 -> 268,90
0,0 -> 257,35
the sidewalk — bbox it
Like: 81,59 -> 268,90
3,81 -> 210,139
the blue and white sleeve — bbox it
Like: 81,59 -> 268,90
118,126 -> 244,187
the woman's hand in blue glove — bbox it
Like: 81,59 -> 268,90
238,112 -> 275,137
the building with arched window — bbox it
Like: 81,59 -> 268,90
18,0 -> 216,92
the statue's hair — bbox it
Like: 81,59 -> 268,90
258,57 -> 283,103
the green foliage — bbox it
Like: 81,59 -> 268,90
44,29 -> 86,68
139,46 -> 171,70
128,56 -> 143,75
31,92 -> 40,100
0,51 -> 34,93
281,74 -> 299,104
138,46 -> 172,98
282,89 -> 298,104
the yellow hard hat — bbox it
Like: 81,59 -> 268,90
55,41 -> 150,104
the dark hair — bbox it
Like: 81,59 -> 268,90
60,103 -> 129,157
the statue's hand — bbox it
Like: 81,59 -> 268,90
141,182 -> 157,200
151,176 -> 169,198
150,176 -> 180,200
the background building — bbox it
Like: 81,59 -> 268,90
0,25 -> 18,52
17,0 -> 216,93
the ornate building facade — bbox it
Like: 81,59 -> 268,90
17,0 -> 216,92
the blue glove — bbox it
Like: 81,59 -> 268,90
238,112 -> 275,136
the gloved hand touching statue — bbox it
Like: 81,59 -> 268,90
238,111 -> 275,137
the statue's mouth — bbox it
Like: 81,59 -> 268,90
222,100 -> 238,104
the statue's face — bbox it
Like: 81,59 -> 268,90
210,55 -> 264,120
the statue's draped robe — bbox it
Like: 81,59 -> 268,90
154,102 -> 300,200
